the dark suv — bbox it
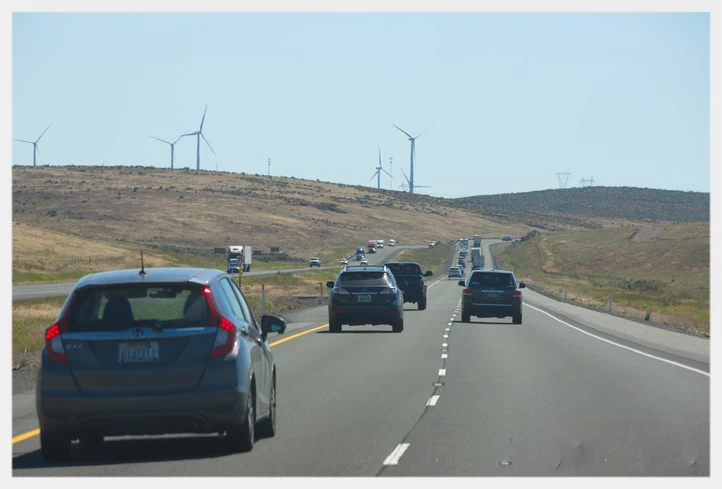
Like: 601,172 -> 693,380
458,269 -> 525,324
326,266 -> 404,332
36,268 -> 287,461
384,262 -> 432,310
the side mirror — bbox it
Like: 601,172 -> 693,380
519,282 -> 526,288
458,280 -> 466,286
261,314 -> 286,337
425,271 -> 433,277
326,281 -> 335,289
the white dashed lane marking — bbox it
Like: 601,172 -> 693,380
383,443 -> 411,465
439,369 -> 446,376
426,395 -> 440,406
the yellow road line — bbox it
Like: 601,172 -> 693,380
12,428 -> 40,444
269,323 -> 329,347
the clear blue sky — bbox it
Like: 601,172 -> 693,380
12,12 -> 710,197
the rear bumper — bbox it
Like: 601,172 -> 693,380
329,304 -> 402,325
463,300 -> 521,318
37,388 -> 246,436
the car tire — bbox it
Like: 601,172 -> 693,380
461,311 -> 471,323
329,320 -> 342,333
513,313 -> 522,324
227,387 -> 255,453
418,297 -> 427,310
257,373 -> 276,439
392,319 -> 404,333
40,429 -> 71,461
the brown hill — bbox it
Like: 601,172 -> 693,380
12,165 -> 533,258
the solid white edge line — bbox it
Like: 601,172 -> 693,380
383,443 -> 411,465
525,303 -> 710,378
426,395 -> 440,406
439,369 -> 446,376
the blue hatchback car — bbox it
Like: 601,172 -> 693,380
36,267 -> 287,461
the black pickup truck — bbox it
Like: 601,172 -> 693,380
384,262 -> 432,310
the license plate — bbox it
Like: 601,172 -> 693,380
485,293 -> 502,300
357,295 -> 372,303
118,341 -> 160,364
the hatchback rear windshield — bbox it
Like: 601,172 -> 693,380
66,284 -> 209,332
385,264 -> 422,276
338,272 -> 393,287
468,273 -> 516,287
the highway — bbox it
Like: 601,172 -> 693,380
11,244 -> 412,301
11,240 -> 709,476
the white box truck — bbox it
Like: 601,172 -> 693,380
227,245 -> 252,273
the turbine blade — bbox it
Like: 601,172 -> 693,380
400,168 -> 411,185
36,124 -> 51,142
14,139 -> 33,144
201,133 -> 216,155
381,168 -> 393,178
35,144 -> 43,161
414,125 -> 431,139
369,172 -> 377,182
378,145 -> 382,167
391,123 -> 413,139
180,132 -> 197,137
149,135 -> 171,144
200,105 -> 208,131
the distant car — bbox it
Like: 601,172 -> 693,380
340,259 -> 348,266
458,269 -> 525,324
227,259 -> 240,274
388,239 -> 396,247
428,242 -> 435,248
360,258 -> 369,266
502,236 -> 514,242
384,262 -> 431,310
309,257 -> 321,268
326,266 -> 404,333
448,266 -> 462,279
35,267 -> 287,461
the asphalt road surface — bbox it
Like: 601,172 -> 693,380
12,240 -> 709,476
12,245 -> 416,301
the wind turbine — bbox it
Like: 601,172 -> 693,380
149,134 -> 183,169
369,145 -> 393,189
399,167 -> 431,193
181,105 -> 215,170
14,124 -> 51,166
391,123 -> 429,194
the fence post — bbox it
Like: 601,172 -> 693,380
261,284 -> 267,315
564,286 -> 567,303
608,288 -> 613,314
238,270 -> 242,290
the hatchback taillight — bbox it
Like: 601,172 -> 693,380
463,288 -> 472,296
513,290 -> 522,297
45,324 -> 67,363
44,295 -> 75,363
204,287 -> 237,358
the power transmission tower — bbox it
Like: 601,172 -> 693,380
579,176 -> 596,187
556,172 -> 573,188
268,158 -> 271,176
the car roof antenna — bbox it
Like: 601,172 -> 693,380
139,250 -> 147,276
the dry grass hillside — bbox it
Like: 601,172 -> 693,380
12,165 -> 532,258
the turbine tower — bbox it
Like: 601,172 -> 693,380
369,145 -> 393,189
14,124 -> 51,167
392,123 -> 429,194
149,134 -> 183,169
181,105 -> 215,170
